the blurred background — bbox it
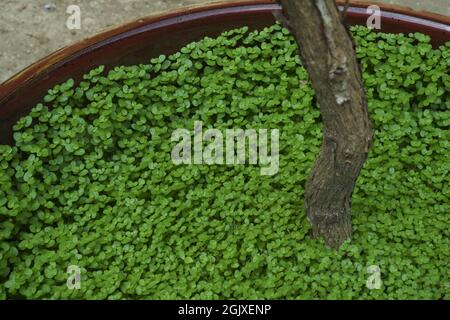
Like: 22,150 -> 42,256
1,0 -> 449,84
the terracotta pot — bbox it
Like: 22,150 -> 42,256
0,0 -> 449,144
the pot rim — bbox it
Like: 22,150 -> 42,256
0,0 -> 448,112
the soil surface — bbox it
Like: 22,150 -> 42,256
0,0 -> 449,84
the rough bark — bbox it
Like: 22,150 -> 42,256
278,0 -> 373,248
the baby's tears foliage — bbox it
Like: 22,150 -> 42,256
0,24 -> 449,299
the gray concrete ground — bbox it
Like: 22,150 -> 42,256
0,0 -> 449,84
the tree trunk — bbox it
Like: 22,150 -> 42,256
278,0 -> 373,248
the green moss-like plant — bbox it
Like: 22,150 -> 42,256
0,23 -> 449,299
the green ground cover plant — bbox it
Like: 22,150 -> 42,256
0,23 -> 449,299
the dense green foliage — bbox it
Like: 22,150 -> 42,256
0,23 -> 449,299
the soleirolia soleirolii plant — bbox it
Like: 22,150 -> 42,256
0,23 -> 449,299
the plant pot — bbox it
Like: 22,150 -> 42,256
0,0 -> 449,145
